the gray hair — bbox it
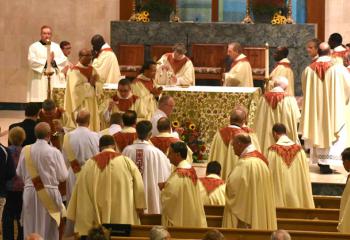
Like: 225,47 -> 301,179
149,225 -> 170,240
271,230 -> 291,240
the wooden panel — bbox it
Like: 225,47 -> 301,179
191,44 -> 226,67
120,0 -> 134,20
314,195 -> 341,209
306,0 -> 325,41
117,44 -> 144,65
150,45 -> 174,61
242,47 -> 266,69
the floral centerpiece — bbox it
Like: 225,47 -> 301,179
252,0 -> 287,23
172,120 -> 207,163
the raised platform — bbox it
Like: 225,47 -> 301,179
110,21 -> 316,96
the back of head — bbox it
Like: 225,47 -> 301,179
8,126 -> 26,146
272,123 -> 287,135
278,46 -> 289,58
25,103 -> 40,117
157,117 -> 171,132
87,226 -> 110,240
99,135 -> 116,150
109,112 -> 123,126
273,76 -> 289,90
149,225 -> 171,240
136,120 -> 152,140
26,233 -> 44,240
170,141 -> 188,159
206,161 -> 222,176
34,122 -> 51,139
234,132 -> 251,145
202,229 -> 225,240
91,34 -> 105,51
158,95 -> 172,108
318,42 -> 331,57
328,33 -> 343,48
76,109 -> 91,126
230,107 -> 246,126
341,147 -> 350,161
42,99 -> 56,112
173,43 -> 187,55
229,42 -> 242,54
271,229 -> 291,240
122,110 -> 137,127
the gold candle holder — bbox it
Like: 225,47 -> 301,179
241,0 -> 254,24
171,1 -> 181,22
129,0 -> 137,21
286,0 -> 295,24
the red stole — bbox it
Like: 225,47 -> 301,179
38,108 -> 64,150
231,57 -> 249,69
176,167 -> 198,184
134,78 -> 154,92
166,53 -> 189,74
241,126 -> 253,134
150,136 -> 179,154
199,177 -> 225,194
93,151 -> 120,170
113,132 -> 137,152
71,65 -> 93,80
268,144 -> 302,168
241,150 -> 268,166
97,48 -> 113,58
112,95 -> 138,112
309,61 -> 332,81
264,92 -> 287,109
332,50 -> 348,58
219,127 -> 244,146
272,62 -> 292,72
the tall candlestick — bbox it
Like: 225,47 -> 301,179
241,0 -> 254,24
265,42 -> 269,79
286,0 -> 295,24
46,39 -> 52,74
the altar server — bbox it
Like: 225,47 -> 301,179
27,25 -> 67,102
268,123 -> 314,208
223,42 -> 253,87
155,43 -> 195,86
123,120 -> 171,214
67,135 -> 146,236
64,48 -> 100,131
222,133 -> 277,230
254,76 -> 300,156
17,122 -> 68,240
161,142 -> 207,227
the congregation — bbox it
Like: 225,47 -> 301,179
2,25 -> 350,240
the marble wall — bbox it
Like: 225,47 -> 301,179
0,0 -> 120,103
325,0 -> 350,43
111,21 -> 316,95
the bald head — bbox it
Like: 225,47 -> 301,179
318,42 -> 330,56
26,233 -> 43,240
35,122 -> 51,139
79,48 -> 91,58
230,107 -> 247,126
274,46 -> 289,61
271,229 -> 291,240
273,76 -> 289,90
76,109 -> 90,127
157,117 -> 171,133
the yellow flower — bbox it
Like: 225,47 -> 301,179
172,120 -> 180,128
271,19 -> 277,25
189,123 -> 196,130
142,11 -> 150,17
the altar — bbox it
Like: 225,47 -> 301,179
52,85 -> 261,151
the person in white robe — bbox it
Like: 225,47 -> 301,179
155,43 -> 195,86
27,25 -> 67,102
338,148 -> 350,233
16,122 -> 68,240
91,34 -> 121,83
123,120 -> 171,214
269,46 -> 294,96
59,40 -> 73,82
328,33 -> 348,65
223,42 -> 253,87
62,110 -> 99,202
300,42 -> 350,173
306,38 -> 320,63
99,112 -> 123,137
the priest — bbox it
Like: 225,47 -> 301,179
113,110 -> 138,152
64,48 -> 100,131
338,148 -> 350,233
268,123 -> 314,208
67,135 -> 146,236
161,142 -> 207,227
222,133 -> 277,230
254,76 -> 300,156
328,33 -> 348,65
27,25 -> 67,102
306,38 -> 321,63
122,120 -> 171,214
223,42 -> 253,87
155,43 -> 195,86
91,34 -> 121,83
269,46 -> 294,96
198,161 -> 226,205
300,42 -> 350,173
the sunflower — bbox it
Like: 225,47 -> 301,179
142,11 -> 150,17
172,120 -> 180,128
189,123 -> 196,131
271,19 -> 277,25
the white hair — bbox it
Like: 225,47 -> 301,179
273,76 -> 289,90
271,229 -> 291,240
149,225 -> 170,240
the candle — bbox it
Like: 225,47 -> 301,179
46,39 -> 52,74
265,42 -> 269,79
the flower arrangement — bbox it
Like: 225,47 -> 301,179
252,0 -> 287,23
271,11 -> 287,24
172,120 -> 207,163
130,11 -> 150,23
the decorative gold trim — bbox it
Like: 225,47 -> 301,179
241,0 -> 254,24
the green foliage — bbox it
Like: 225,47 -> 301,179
140,0 -> 175,21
